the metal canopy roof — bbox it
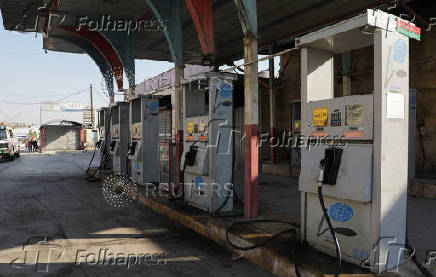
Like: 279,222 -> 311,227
0,0 -> 428,66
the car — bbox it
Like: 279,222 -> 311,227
0,126 -> 19,161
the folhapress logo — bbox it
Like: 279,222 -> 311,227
426,250 -> 436,265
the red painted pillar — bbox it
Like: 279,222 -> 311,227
175,66 -> 184,196
39,127 -> 45,152
244,36 -> 259,219
268,46 -> 277,164
245,124 -> 259,218
175,130 -> 183,194
79,128 -> 85,150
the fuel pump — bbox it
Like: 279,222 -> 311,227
110,101 -> 130,175
97,107 -> 112,170
297,10 -> 414,273
180,72 -> 237,213
128,95 -> 159,186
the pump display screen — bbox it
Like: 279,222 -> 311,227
345,105 -> 364,126
132,99 -> 141,123
111,106 -> 119,125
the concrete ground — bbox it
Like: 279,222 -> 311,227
0,151 -> 270,277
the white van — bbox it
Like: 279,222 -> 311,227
0,126 -> 19,161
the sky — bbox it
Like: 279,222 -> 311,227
0,13 -> 278,126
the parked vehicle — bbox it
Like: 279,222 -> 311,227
0,126 -> 19,161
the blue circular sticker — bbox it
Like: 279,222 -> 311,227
393,39 -> 407,63
219,84 -> 232,98
194,176 -> 204,188
148,101 -> 158,112
329,203 -> 354,222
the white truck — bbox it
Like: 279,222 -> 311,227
0,126 -> 19,161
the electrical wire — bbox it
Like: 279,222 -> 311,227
56,88 -> 88,102
1,88 -> 89,106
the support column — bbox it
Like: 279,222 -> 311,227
268,46 -> 276,164
234,0 -> 259,219
175,66 -> 184,193
244,36 -> 259,219
145,0 -> 184,193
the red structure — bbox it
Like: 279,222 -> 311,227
59,26 -> 124,91
185,0 -> 215,57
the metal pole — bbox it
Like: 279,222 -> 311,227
269,46 -> 276,164
90,84 -> 94,127
244,35 -> 259,219
175,66 -> 184,194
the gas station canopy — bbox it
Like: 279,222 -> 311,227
1,0 -> 402,65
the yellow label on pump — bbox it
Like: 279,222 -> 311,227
312,108 -> 328,127
187,122 -> 194,134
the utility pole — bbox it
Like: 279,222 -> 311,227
90,84 -> 94,128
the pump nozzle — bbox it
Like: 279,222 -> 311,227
318,159 -> 325,187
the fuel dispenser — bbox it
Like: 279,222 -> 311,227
128,95 -> 159,185
109,101 -> 130,175
97,107 -> 112,169
297,10 -> 413,273
181,72 -> 237,213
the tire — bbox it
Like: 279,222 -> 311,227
9,154 -> 14,161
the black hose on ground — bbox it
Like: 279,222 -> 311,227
85,144 -> 101,182
226,219 -> 301,277
317,185 -> 341,277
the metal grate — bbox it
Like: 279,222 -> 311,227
159,110 -> 172,140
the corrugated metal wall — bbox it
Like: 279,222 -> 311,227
43,126 -> 81,151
